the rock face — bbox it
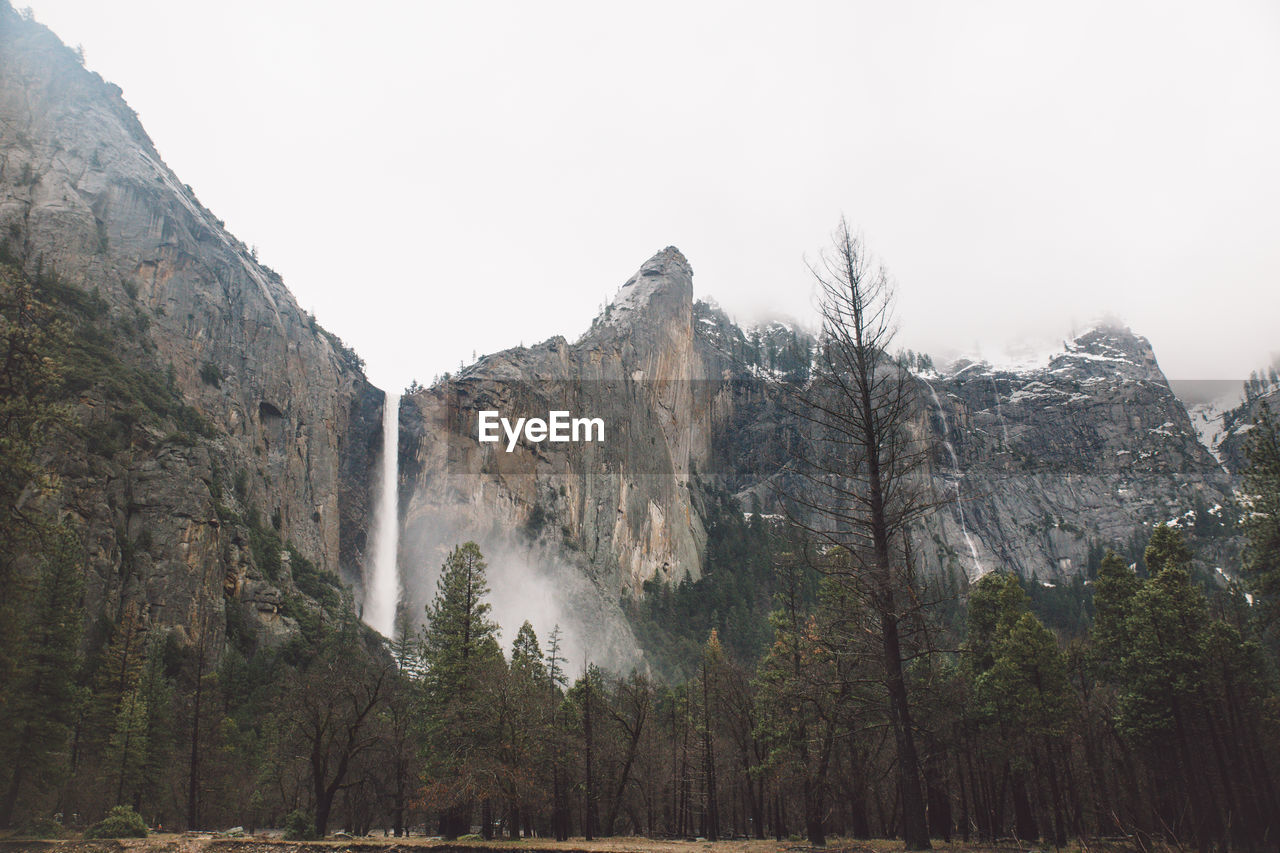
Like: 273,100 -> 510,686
0,5 -> 381,648
399,248 -> 709,669
1217,383 -> 1280,475
906,328 -> 1238,581
401,251 -> 1247,654
695,308 -> 1241,583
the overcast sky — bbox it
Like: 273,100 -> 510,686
24,0 -> 1280,392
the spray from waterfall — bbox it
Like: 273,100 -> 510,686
365,392 -> 400,637
924,382 -> 984,575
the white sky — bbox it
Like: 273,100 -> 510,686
24,0 -> 1280,391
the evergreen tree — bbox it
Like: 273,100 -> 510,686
783,220 -> 934,849
419,542 -> 504,837
1115,563 -> 1219,846
1091,550 -> 1140,675
500,621 -> 550,838
82,602 -> 149,801
389,609 -> 424,679
422,542 -> 501,689
510,621 -> 544,676
964,573 -> 1072,843
1241,403 -> 1280,625
0,528 -> 85,827
132,635 -> 173,815
105,687 -> 149,808
1143,522 -> 1192,575
753,559 -> 842,846
544,626 -> 571,840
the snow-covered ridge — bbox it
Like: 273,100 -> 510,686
937,325 -> 1157,384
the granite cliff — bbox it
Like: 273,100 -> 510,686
398,249 -> 709,668
0,4 -> 382,652
397,250 -> 1247,661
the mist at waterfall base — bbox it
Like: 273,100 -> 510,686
398,515 -> 642,676
362,397 -> 631,673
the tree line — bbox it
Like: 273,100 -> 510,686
3,230 -> 1280,849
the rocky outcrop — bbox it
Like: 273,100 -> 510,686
697,311 -> 1240,583
1217,384 -> 1280,474
0,4 -> 381,647
399,248 -> 714,669
401,246 -> 1246,646
907,327 -> 1238,581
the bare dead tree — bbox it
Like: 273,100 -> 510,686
778,218 -> 934,850
289,627 -> 391,838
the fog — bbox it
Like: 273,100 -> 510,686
397,496 -> 644,675
24,0 -> 1280,391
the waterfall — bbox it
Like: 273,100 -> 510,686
924,382 -> 984,575
365,392 -> 400,637
990,376 -> 1010,449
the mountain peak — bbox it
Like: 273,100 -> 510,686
584,246 -> 693,337
613,246 -> 692,303
1034,323 -> 1164,385
1070,322 -> 1150,352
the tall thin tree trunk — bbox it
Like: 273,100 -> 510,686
186,655 -> 203,831
880,608 -> 930,849
584,674 -> 595,841
702,662 -> 719,841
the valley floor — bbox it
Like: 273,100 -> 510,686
0,836 -> 1176,853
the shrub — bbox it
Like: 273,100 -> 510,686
20,817 -> 65,838
84,805 -> 148,838
248,522 -> 282,581
282,808 -> 317,841
199,361 -> 223,387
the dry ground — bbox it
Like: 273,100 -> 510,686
0,835 -> 1161,853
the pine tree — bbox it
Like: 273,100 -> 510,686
389,609 -> 424,679
105,688 -> 149,808
380,610 -> 423,837
132,635 -> 173,815
780,220 -> 934,849
83,602 -> 149,788
1241,403 -> 1280,625
1116,532 -> 1207,748
501,621 -> 549,838
544,626 -> 570,841
1144,522 -> 1192,575
699,632 -> 722,841
753,556 -> 842,847
422,542 -> 500,690
1091,550 -> 1140,675
964,574 -> 1072,844
0,528 -> 85,827
419,542 -> 503,838
510,621 -> 544,676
